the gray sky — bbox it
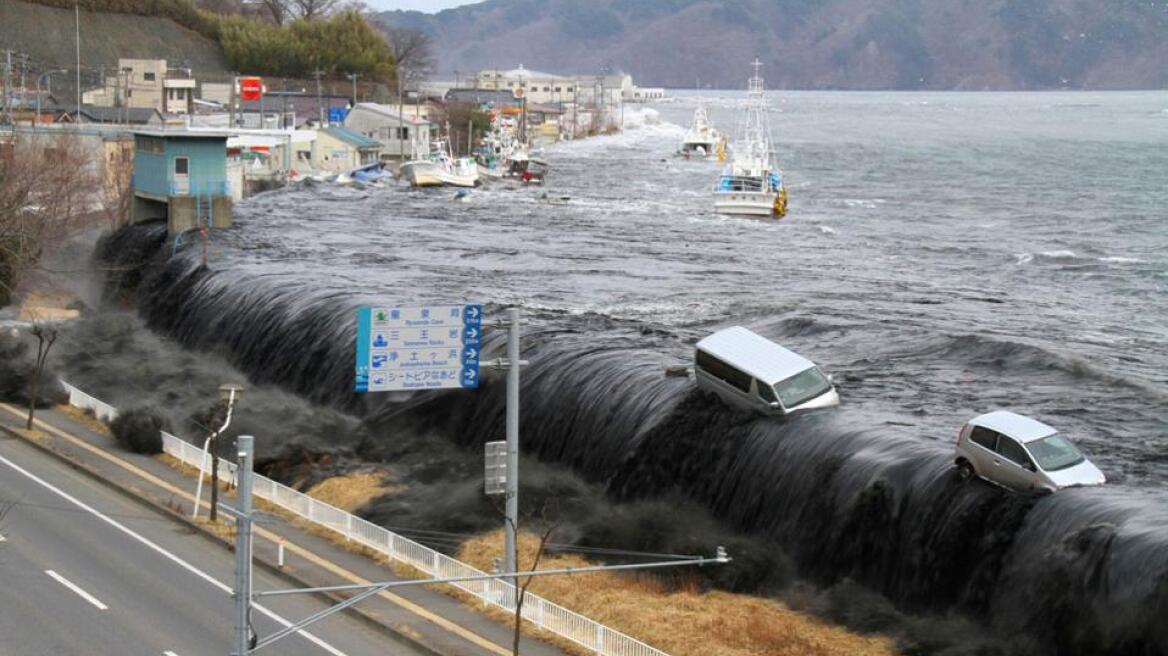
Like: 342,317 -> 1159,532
365,0 -> 485,11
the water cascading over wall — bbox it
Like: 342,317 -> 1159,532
98,223 -> 1168,655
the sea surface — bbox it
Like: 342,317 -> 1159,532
222,90 -> 1168,484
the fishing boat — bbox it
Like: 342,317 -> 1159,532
679,101 -> 726,160
713,60 -> 788,217
400,139 -> 480,188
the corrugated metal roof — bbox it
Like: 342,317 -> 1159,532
696,326 -> 816,384
321,126 -> 381,149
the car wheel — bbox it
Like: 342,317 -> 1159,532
956,460 -> 975,481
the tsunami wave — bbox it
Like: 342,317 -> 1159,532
97,222 -> 1168,655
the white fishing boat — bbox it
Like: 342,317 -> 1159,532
400,139 -> 480,188
679,101 -> 726,160
713,60 -> 788,217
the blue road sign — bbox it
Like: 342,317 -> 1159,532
356,304 -> 483,392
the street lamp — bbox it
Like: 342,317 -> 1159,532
34,70 -> 65,130
193,383 -> 244,522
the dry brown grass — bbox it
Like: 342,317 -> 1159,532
54,404 -> 113,437
11,427 -> 48,442
305,470 -> 402,512
459,531 -> 898,656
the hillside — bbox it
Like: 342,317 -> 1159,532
0,0 -> 230,92
378,0 -> 1168,90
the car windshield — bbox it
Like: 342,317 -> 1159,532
1025,434 -> 1086,471
774,368 -> 832,409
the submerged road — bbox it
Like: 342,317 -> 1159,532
0,432 -> 423,656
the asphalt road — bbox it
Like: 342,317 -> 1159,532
0,433 -> 426,656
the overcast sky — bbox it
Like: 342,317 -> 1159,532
366,0 -> 485,11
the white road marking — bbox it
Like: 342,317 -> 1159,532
163,651 -> 181,656
0,453 -> 348,656
0,533 -> 6,542
45,569 -> 109,610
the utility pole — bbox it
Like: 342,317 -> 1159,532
18,53 -> 27,117
313,69 -> 324,126
3,50 -> 11,125
346,72 -> 358,106
233,435 -> 255,656
75,2 -> 81,119
504,307 -> 520,579
397,68 -> 405,162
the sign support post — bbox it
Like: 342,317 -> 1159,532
504,307 -> 520,580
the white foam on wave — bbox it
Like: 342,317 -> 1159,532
818,225 -> 837,235
1099,256 -> 1143,264
545,108 -> 686,155
1041,250 -> 1078,258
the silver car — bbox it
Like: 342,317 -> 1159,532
954,411 -> 1105,492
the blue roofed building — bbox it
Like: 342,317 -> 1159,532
131,129 -> 233,235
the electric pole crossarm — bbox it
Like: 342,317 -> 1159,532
246,550 -> 731,653
254,549 -> 732,600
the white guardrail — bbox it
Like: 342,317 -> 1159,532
58,381 -> 669,656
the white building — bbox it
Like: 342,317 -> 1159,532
343,102 -> 433,160
81,59 -> 196,114
474,65 -> 579,105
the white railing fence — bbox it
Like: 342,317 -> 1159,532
58,381 -> 670,656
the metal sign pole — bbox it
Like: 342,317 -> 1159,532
504,307 -> 520,579
234,435 -> 254,656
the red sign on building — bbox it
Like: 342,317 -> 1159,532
238,77 -> 264,102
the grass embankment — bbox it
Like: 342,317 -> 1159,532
305,470 -> 401,512
456,531 -> 896,656
56,412 -> 893,656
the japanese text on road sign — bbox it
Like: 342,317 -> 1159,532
355,304 -> 483,392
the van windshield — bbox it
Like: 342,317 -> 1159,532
774,368 -> 832,409
1025,434 -> 1085,471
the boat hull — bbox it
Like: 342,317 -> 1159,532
401,160 -> 479,188
713,191 -> 781,216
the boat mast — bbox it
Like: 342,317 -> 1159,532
741,58 -> 773,173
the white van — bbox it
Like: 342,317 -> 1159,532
695,326 -> 840,415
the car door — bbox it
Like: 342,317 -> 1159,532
993,435 -> 1039,490
966,426 -> 999,475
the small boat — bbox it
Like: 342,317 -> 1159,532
713,60 -> 788,217
349,162 -> 391,185
400,139 -> 480,188
516,157 -> 549,184
679,101 -> 726,161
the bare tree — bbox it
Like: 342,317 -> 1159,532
259,0 -> 290,25
380,25 -> 435,85
0,134 -> 99,306
290,0 -> 341,20
494,499 -> 560,656
25,322 -> 59,430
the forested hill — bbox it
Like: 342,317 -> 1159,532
378,0 -> 1168,90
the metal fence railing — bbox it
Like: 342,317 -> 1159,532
58,381 -> 670,656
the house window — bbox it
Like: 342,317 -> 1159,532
397,127 -> 410,140
174,157 -> 189,175
144,72 -> 155,82
126,89 -> 133,98
555,87 -> 562,92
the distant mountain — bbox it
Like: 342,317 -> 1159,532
377,0 -> 1168,90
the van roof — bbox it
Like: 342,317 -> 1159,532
968,411 -> 1057,443
696,326 -> 816,384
